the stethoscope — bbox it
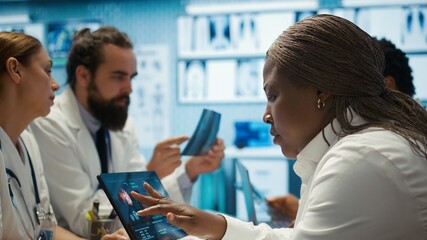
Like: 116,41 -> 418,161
1,138 -> 43,238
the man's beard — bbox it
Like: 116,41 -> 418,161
87,80 -> 130,131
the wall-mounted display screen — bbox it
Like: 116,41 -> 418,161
47,19 -> 101,65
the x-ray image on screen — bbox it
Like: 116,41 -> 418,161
235,59 -> 261,97
47,20 -> 101,62
401,6 -> 427,51
231,14 -> 259,51
209,15 -> 231,50
193,16 -> 210,52
182,60 -> 207,100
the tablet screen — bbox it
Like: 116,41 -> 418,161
97,171 -> 188,240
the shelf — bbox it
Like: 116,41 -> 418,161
178,50 -> 266,60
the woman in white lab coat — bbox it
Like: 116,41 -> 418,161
0,32 -> 127,240
131,14 -> 427,240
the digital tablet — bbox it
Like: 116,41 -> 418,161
97,171 -> 188,240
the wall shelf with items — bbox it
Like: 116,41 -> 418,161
177,57 -> 266,103
177,2 -> 427,103
177,13 -> 288,59
176,11 -> 307,103
319,4 -> 427,100
327,5 -> 427,54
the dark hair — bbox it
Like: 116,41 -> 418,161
267,14 -> 427,159
66,26 -> 133,89
373,37 -> 415,97
0,31 -> 42,74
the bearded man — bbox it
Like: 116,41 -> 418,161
30,26 -> 225,238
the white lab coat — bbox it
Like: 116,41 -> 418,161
222,114 -> 427,239
0,128 -> 56,239
30,87 -> 186,237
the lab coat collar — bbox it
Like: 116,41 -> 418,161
294,108 -> 366,184
57,87 -> 87,131
293,120 -> 340,184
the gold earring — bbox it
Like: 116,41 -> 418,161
317,99 -> 325,110
264,114 -> 272,122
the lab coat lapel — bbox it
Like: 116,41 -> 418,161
76,127 -> 101,186
60,87 -> 102,184
59,88 -> 84,130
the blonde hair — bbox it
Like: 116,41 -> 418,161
0,31 -> 42,93
0,31 -> 41,73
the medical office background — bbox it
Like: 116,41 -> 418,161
1,0 -> 426,220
